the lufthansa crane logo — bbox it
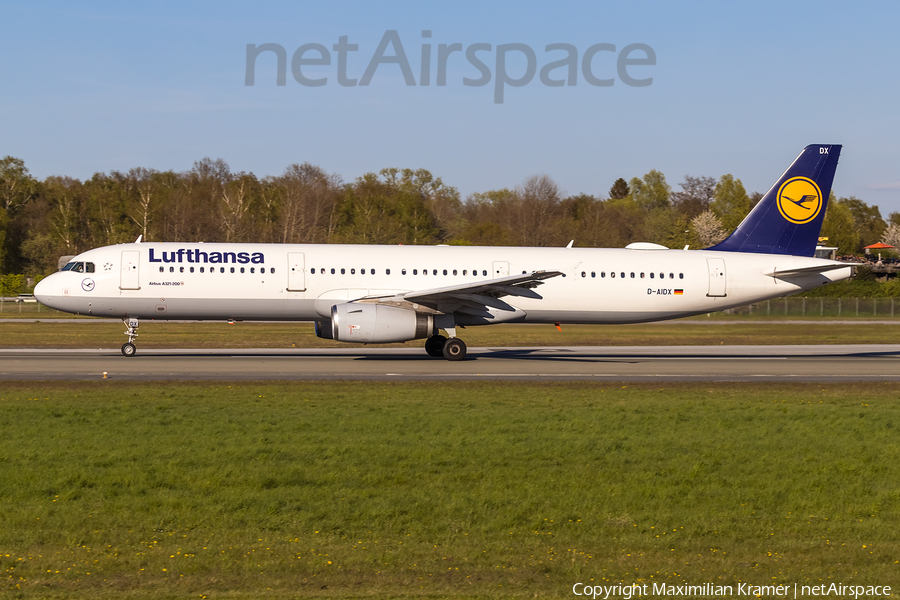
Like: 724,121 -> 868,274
776,177 -> 823,224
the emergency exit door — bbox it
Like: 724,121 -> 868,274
492,261 -> 509,278
706,258 -> 726,297
120,251 -> 140,290
287,252 -> 306,292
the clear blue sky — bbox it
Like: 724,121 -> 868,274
2,1 -> 899,214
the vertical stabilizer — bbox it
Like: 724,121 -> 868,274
707,144 -> 841,256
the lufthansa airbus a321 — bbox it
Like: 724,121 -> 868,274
34,145 -> 852,360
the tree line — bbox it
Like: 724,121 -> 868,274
1,155 -> 896,282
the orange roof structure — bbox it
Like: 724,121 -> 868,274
864,242 -> 894,249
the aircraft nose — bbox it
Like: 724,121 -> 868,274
34,275 -> 57,307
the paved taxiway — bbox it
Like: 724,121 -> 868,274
2,345 -> 900,382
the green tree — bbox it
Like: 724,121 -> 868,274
838,196 -> 886,251
608,178 -> 629,200
629,169 -> 671,211
710,174 -> 750,232
820,194 -> 859,255
334,169 -> 439,244
0,156 -> 38,272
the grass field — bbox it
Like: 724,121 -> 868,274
2,319 -> 900,350
2,381 -> 899,598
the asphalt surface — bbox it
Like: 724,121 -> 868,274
2,345 -> 900,382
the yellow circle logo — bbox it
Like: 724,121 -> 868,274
776,177 -> 823,224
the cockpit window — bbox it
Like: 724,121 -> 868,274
61,261 -> 94,272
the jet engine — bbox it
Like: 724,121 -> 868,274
327,303 -> 433,343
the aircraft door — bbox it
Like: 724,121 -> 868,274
706,258 -> 726,297
492,261 -> 509,278
287,252 -> 306,292
120,251 -> 140,290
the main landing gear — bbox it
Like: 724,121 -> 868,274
122,318 -> 139,357
424,332 -> 467,361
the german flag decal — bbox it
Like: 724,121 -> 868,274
674,289 -> 684,295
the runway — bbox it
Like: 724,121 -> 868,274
2,345 -> 900,382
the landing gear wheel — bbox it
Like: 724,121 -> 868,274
425,335 -> 447,357
121,342 -> 137,357
442,338 -> 467,361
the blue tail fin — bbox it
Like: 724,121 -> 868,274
707,144 -> 841,256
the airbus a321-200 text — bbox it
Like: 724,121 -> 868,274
35,144 -> 853,361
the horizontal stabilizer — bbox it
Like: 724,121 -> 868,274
764,262 -> 859,278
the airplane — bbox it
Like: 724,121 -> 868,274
34,144 -> 852,361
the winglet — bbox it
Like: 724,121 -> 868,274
707,144 -> 841,257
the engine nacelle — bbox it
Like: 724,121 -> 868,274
330,303 -> 433,343
313,320 -> 334,339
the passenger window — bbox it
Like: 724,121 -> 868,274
601,272 -> 606,278
620,272 -> 625,278
386,269 -> 391,275
370,269 -> 375,275
591,272 -> 596,278
433,270 -> 438,276
463,270 -> 467,275
200,267 -> 205,273
230,267 -> 235,273
453,269 -> 457,276
250,267 -> 254,274
423,269 -> 427,275
170,267 -> 175,273
190,267 -> 194,273
650,273 -> 654,279
669,273 -> 674,279
679,273 -> 684,279
660,273 -> 664,279
240,267 -> 245,273
341,268 -> 345,274
581,272 -> 586,278
443,269 -> 448,276
630,273 -> 635,278
180,267 -> 184,273
611,272 -> 616,278
159,266 -> 164,273
220,267 -> 225,273
331,268 -> 335,274
351,268 -> 356,274
640,273 -> 645,278
402,269 -> 407,275
413,269 -> 418,275
483,270 -> 487,276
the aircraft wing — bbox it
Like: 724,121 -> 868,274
356,270 -> 564,314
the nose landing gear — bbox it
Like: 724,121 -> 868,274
122,318 -> 139,357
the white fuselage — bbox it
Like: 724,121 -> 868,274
35,242 -> 852,324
